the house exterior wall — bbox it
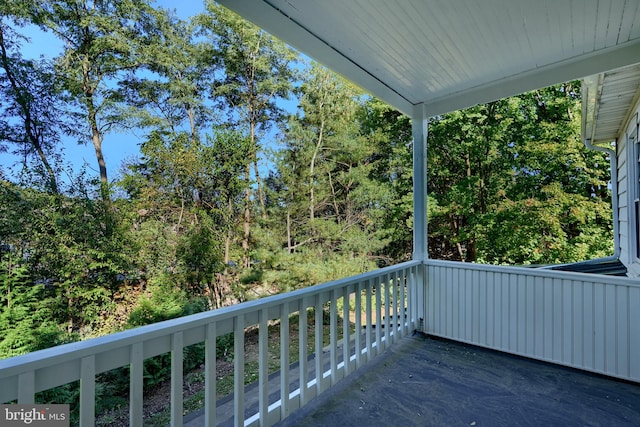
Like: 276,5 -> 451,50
618,101 -> 640,276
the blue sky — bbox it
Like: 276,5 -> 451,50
1,1 -> 297,187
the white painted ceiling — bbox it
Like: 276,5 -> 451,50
218,0 -> 640,117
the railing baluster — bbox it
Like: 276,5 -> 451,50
315,294 -> 323,394
399,272 -> 403,336
259,308 -> 269,425
79,355 -> 95,427
355,282 -> 363,368
234,315 -> 245,427
17,371 -> 34,404
343,286 -> 350,376
280,302 -> 290,419
299,299 -> 308,405
375,279 -> 382,356
408,269 -> 412,330
205,323 -> 216,427
130,342 -> 143,427
171,331 -> 184,427
330,289 -> 338,385
393,271 -> 402,343
391,271 -> 398,343
366,279 -> 373,362
401,269 -> 407,336
384,274 -> 391,349
416,266 -> 426,331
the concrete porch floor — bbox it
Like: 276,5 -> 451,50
277,334 -> 640,427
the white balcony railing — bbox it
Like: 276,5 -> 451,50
0,260 -> 422,427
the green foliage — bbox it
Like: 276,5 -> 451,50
36,381 -> 80,425
357,98 -> 414,261
0,254 -> 66,358
260,249 -> 377,293
428,83 -> 612,264
120,128 -> 250,307
198,1 -> 297,131
127,279 -> 204,327
273,64 -> 391,262
94,282 -> 210,397
0,181 -> 127,356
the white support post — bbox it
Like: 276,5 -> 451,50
412,103 -> 428,261
79,355 -> 96,427
130,343 -> 144,427
171,331 -> 184,427
205,323 -> 217,427
412,104 -> 428,332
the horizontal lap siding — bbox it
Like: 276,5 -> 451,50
618,131 -> 629,263
426,261 -> 640,383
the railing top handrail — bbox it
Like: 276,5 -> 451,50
424,259 -> 640,288
0,260 -> 420,377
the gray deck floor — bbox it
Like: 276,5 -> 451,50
277,334 -> 640,427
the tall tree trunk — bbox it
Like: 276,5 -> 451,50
309,116 -> 325,221
242,164 -> 251,268
219,197 -> 234,307
225,196 -> 233,265
90,111 -> 109,200
328,168 -> 339,222
187,104 -> 196,142
287,209 -> 292,253
248,112 -> 267,220
254,159 -> 266,220
83,58 -> 109,201
29,128 -> 58,194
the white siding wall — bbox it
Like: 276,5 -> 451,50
618,103 -> 640,276
618,130 -> 629,264
425,260 -> 640,383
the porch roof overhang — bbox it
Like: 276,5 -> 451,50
217,0 -> 640,117
582,64 -> 640,146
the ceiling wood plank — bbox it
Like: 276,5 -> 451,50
219,0 -> 640,116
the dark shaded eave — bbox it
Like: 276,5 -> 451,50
582,64 -> 640,146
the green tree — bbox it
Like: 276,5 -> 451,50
357,98 -> 414,262
0,19 -> 64,193
120,128 -> 250,308
197,2 -> 297,267
119,7 -> 215,141
480,84 -> 612,264
0,179 -> 131,344
31,0 -> 157,200
428,99 -> 518,261
277,64 -> 387,259
0,252 -> 64,359
427,83 -> 612,264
